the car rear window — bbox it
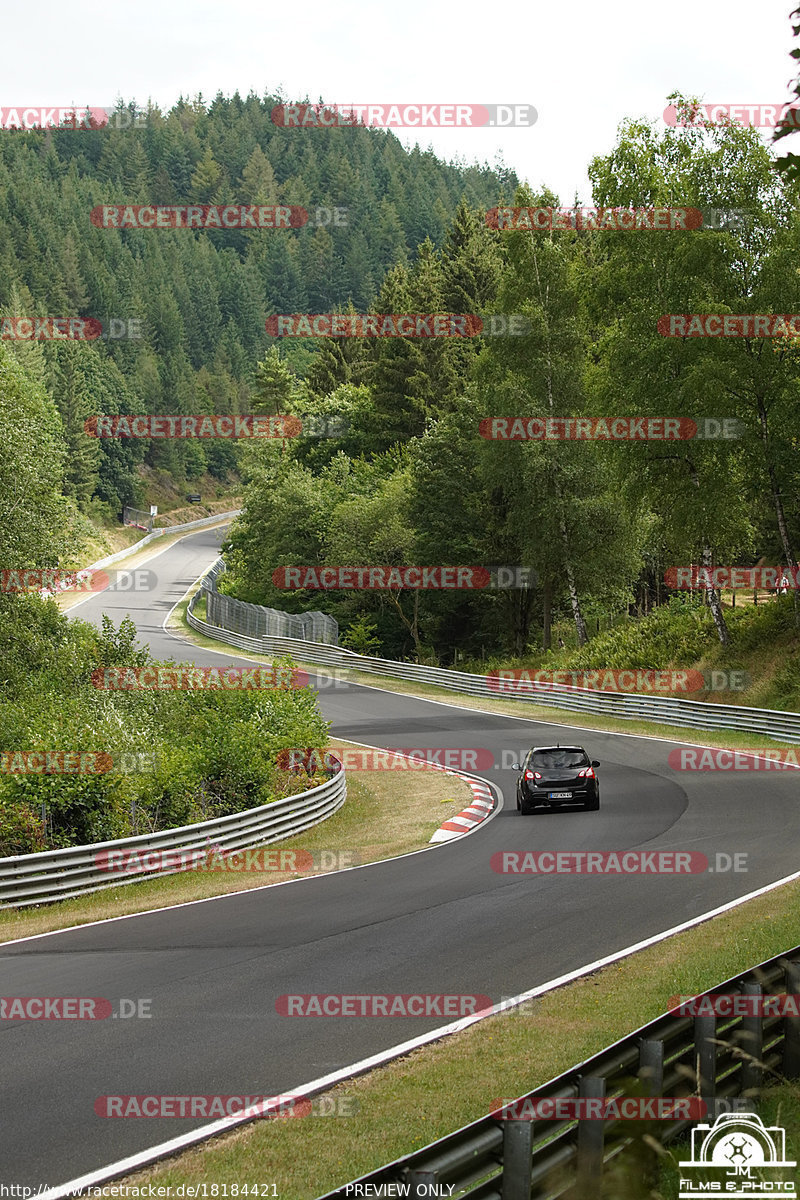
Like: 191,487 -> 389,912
530,749 -> 589,769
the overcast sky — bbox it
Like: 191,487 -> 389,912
2,0 -> 796,201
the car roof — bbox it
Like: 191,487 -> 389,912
528,745 -> 587,753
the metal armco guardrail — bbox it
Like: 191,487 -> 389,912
318,949 -> 800,1200
188,561 -> 800,743
0,762 -> 345,909
86,509 -> 241,572
40,511 -> 242,600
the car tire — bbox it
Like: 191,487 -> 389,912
584,792 -> 600,811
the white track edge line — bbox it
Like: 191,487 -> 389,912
39,861 -> 800,1199
64,529 -> 233,613
164,563 -> 800,768
162,539 -> 800,769
26,539 -> 800,1190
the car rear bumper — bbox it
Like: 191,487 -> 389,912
525,783 -> 598,803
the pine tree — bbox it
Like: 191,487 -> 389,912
191,145 -> 224,202
252,347 -> 298,414
240,145 -> 277,204
45,342 -> 102,506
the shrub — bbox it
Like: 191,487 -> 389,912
0,798 -> 46,857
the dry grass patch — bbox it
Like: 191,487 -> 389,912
67,523 -> 145,570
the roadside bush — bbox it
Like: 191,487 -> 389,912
0,798 -> 46,857
0,595 -> 332,855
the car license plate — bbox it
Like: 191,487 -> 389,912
549,791 -> 572,799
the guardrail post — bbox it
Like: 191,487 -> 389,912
781,960 -> 800,1078
406,1169 -> 436,1197
638,1038 -> 664,1096
637,1040 -> 664,1187
502,1119 -> 534,1200
695,1013 -> 717,1115
574,1075 -> 605,1198
738,983 -> 763,1101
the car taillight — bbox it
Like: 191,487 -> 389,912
578,767 -> 595,778
524,770 -> 542,781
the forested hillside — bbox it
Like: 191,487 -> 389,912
0,92 -> 515,523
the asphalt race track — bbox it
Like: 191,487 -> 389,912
2,527 -> 798,1188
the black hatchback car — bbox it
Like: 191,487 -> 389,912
513,745 -> 600,813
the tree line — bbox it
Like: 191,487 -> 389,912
222,98 -> 800,661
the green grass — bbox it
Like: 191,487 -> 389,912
173,590 -> 800,756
